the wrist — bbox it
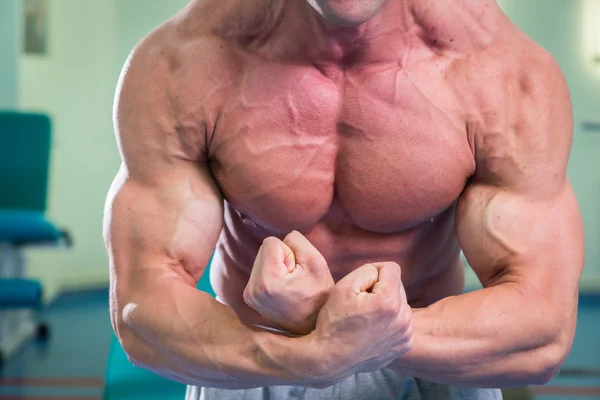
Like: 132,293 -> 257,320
385,307 -> 426,374
252,330 -> 330,386
296,332 -> 345,388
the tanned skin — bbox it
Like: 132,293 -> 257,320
104,0 -> 584,390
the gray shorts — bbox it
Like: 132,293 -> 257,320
185,369 -> 502,400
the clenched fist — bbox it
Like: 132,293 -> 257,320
308,262 -> 413,381
243,231 -> 334,335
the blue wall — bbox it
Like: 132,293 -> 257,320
0,0 -> 20,109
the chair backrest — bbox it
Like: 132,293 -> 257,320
0,111 -> 52,212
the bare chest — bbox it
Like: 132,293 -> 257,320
209,60 -> 475,234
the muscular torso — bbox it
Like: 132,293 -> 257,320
161,0 -> 519,325
209,55 -> 474,315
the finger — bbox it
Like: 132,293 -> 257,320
281,241 -> 296,273
337,264 -> 379,295
283,231 -> 326,272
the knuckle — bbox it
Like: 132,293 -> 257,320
283,230 -> 302,243
381,304 -> 399,318
258,280 -> 271,295
389,297 -> 402,315
262,278 -> 287,297
398,311 -> 413,332
400,316 -> 413,336
379,297 -> 401,317
262,236 -> 281,248
361,263 -> 378,273
385,261 -> 402,275
304,253 -> 326,269
342,287 -> 358,304
264,236 -> 280,244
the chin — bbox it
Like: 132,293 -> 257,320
310,0 -> 387,27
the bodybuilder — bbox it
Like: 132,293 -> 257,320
104,0 -> 585,398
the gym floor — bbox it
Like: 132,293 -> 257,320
0,289 -> 599,400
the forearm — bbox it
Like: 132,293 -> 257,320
388,283 -> 572,387
114,276 -> 316,389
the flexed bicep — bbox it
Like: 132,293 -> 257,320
103,27 -> 225,341
455,47 -> 584,322
456,180 -> 583,291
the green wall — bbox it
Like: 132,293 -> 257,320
116,0 -> 189,63
20,0 -> 121,299
0,0 -> 20,108
18,0 -> 189,300
498,0 -> 600,288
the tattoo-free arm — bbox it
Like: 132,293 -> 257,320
104,31 -> 318,389
388,49 -> 584,388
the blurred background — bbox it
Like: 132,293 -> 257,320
0,1 -> 599,399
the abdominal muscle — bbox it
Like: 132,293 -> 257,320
207,203 -> 467,330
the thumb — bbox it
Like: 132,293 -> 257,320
256,237 -> 296,274
283,231 -> 327,273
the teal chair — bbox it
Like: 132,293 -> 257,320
0,111 -> 68,245
0,111 -> 70,365
103,259 -> 215,400
0,112 -> 51,212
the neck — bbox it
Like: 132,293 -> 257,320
292,0 -> 417,64
191,0 -> 502,66
270,0 -> 501,66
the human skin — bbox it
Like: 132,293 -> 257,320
104,0 -> 584,390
